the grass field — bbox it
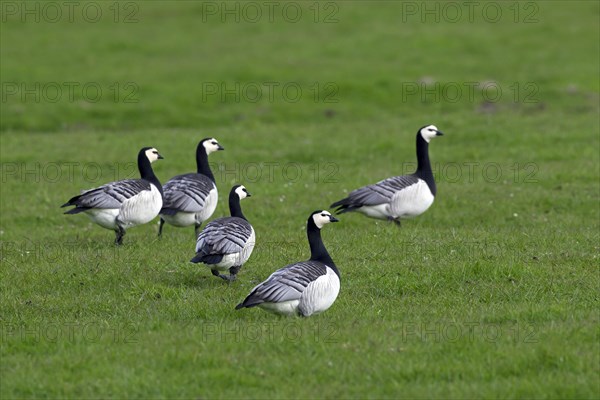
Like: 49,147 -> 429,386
1,1 -> 599,398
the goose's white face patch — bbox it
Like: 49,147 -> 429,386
145,148 -> 161,163
419,125 -> 440,143
235,185 -> 249,200
312,211 -> 333,229
203,138 -> 222,155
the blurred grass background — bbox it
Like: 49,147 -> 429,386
2,1 -> 598,131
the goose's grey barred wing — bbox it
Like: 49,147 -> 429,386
332,174 -> 419,208
237,261 -> 328,308
63,179 -> 152,210
195,217 -> 252,255
161,173 -> 215,214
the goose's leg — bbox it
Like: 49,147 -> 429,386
217,273 -> 233,282
387,216 -> 401,227
210,269 -> 231,282
211,266 -> 240,282
115,224 -> 126,245
227,265 -> 242,281
158,218 -> 165,237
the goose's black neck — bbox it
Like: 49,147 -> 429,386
138,151 -> 163,196
415,133 -> 436,196
229,191 -> 247,220
307,219 -> 338,276
196,144 -> 215,182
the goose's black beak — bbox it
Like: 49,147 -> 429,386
435,130 -> 444,136
157,153 -> 164,159
217,144 -> 225,151
245,191 -> 252,197
329,216 -> 339,223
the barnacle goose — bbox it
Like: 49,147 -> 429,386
158,138 -> 224,237
190,185 -> 255,281
331,125 -> 444,225
236,210 -> 340,317
62,147 -> 164,245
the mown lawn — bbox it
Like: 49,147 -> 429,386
1,1 -> 599,398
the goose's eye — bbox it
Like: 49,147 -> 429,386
211,142 -> 217,145
321,213 -> 327,217
152,151 -> 158,154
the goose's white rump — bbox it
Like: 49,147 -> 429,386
206,227 -> 256,272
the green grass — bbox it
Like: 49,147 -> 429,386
1,1 -> 599,398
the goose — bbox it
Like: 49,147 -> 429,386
190,185 -> 255,281
159,138 -> 224,237
236,210 -> 340,317
62,147 -> 164,245
330,124 -> 444,225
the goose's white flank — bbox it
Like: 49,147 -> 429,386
331,125 -> 444,225
62,147 -> 164,245
236,210 -> 340,317
191,185 -> 255,282
159,138 -> 224,237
